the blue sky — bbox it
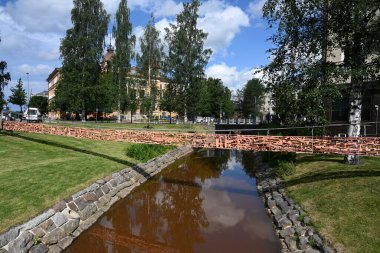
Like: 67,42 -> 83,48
0,0 -> 272,106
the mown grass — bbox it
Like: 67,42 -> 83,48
278,154 -> 380,253
0,131 -> 174,233
46,121 -> 211,132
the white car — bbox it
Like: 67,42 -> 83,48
23,108 -> 42,122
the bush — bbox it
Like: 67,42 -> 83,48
274,161 -> 296,178
126,143 -> 175,163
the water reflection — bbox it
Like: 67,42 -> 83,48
66,150 -> 280,253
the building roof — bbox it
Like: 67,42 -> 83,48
31,91 -> 48,97
46,68 -> 61,82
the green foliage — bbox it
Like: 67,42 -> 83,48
137,14 -> 163,121
164,0 -> 212,119
274,161 -> 296,178
112,0 -> 136,119
8,78 -> 26,112
56,0 -> 109,117
29,96 -> 48,114
261,151 -> 297,166
242,78 -> 265,119
126,143 -> 174,163
0,59 -> 11,110
263,0 -> 380,130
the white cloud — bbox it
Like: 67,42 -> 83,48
198,1 -> 250,55
206,63 -> 263,91
248,0 -> 266,19
16,64 -> 53,76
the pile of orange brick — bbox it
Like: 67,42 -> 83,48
4,121 -> 380,156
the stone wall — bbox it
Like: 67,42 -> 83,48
0,145 -> 193,253
254,154 -> 335,253
4,121 -> 380,156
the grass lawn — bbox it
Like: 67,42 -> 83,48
281,154 -> 380,253
0,131 -> 174,233
46,121 -> 211,132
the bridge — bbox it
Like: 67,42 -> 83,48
3,122 -> 380,156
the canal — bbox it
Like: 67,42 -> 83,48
65,149 -> 280,253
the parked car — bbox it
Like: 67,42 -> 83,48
23,108 -> 42,122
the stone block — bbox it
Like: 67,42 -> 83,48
83,192 -> 98,203
29,244 -> 48,253
30,227 -> 45,238
57,236 -> 73,250
73,197 -> 88,211
20,209 -> 55,231
79,203 -> 97,221
42,228 -> 65,245
62,208 -> 80,220
52,201 -> 67,212
7,232 -> 34,253
40,219 -> 56,233
48,245 -> 62,253
51,213 -> 68,228
101,184 -> 110,195
94,188 -> 104,198
279,217 -> 292,229
61,219 -> 80,236
0,227 -> 20,248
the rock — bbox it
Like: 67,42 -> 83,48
72,189 -> 87,199
61,219 -> 80,236
109,179 -> 117,188
52,201 -> 67,212
51,213 -> 68,227
79,203 -> 97,221
279,217 -> 292,229
0,249 -> 8,253
73,197 -> 88,211
7,232 -> 33,253
83,192 -> 98,203
96,179 -> 105,185
20,209 -> 55,231
307,228 -> 314,237
298,236 -> 309,250
101,184 -> 110,194
278,201 -> 291,213
62,208 -> 80,219
28,244 -> 48,253
0,227 -> 20,248
79,217 -> 97,231
280,227 -> 295,238
305,249 -> 320,253
30,227 -> 45,238
39,219 -> 56,233
284,236 -> 297,251
270,205 -> 282,216
312,234 -> 323,247
48,245 -> 62,253
267,198 -> 276,209
94,188 -> 104,198
42,228 -> 64,245
67,202 -> 79,212
57,236 -> 73,250
303,216 -> 311,225
323,245 -> 335,253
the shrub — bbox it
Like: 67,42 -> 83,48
126,143 -> 175,163
274,161 -> 296,178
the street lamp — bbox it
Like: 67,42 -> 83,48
375,105 -> 379,136
26,73 -> 30,122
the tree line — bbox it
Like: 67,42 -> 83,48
52,0 -> 261,123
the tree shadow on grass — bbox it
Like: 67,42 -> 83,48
284,170 -> 380,187
2,131 -> 151,178
296,155 -> 344,164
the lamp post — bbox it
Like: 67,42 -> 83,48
26,73 -> 30,122
375,105 -> 379,136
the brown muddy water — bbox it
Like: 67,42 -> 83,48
65,150 -> 280,253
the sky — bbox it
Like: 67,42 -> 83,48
0,0 -> 274,105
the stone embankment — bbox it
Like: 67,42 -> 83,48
254,154 -> 336,253
0,146 -> 193,253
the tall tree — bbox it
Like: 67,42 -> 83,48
164,0 -> 212,122
0,37 -> 11,110
160,82 -> 177,124
112,0 -> 136,123
8,78 -> 26,112
137,14 -> 164,125
242,78 -> 265,120
263,0 -> 380,164
56,0 -> 109,121
29,96 -> 48,115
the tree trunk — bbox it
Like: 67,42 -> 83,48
345,77 -> 363,165
169,111 -> 172,124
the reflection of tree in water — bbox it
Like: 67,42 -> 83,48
66,150 -> 233,253
240,151 -> 257,179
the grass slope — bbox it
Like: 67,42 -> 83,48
0,131 -> 173,232
282,155 -> 380,253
